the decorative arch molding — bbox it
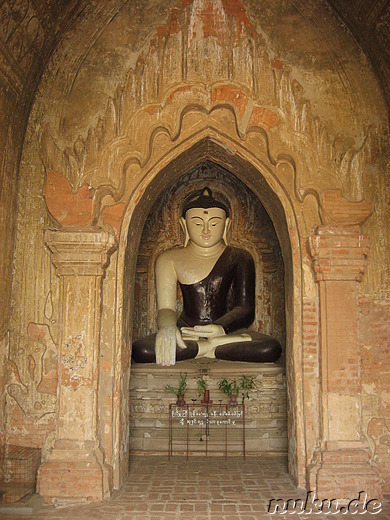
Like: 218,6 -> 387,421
38,0 -> 379,222
43,85 -> 373,240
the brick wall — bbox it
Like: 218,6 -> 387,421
360,297 -> 390,492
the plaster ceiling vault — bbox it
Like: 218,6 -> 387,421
0,0 -> 388,152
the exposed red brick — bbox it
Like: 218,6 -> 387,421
211,85 -> 248,117
248,104 -> 280,130
360,298 -> 390,491
221,0 -> 255,39
45,170 -> 95,227
272,59 -> 285,69
6,405 -> 55,448
321,190 -> 372,225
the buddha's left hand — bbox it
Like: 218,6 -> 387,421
181,324 -> 226,339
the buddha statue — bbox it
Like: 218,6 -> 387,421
132,187 -> 282,366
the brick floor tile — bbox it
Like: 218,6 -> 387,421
121,512 -> 148,520
150,502 -> 165,511
164,502 -> 179,511
222,503 -> 238,512
149,514 -> 176,519
194,502 -> 208,511
125,503 -> 148,511
10,457 -> 390,520
180,502 -> 195,511
160,493 -> 174,500
236,503 -> 252,511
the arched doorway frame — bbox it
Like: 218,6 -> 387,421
114,126 -> 305,488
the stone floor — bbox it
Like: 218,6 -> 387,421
1,456 -> 389,519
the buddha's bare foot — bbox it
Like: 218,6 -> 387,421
196,340 -> 216,358
195,333 -> 253,359
207,333 -> 252,347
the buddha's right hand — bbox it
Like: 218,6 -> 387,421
155,326 -> 187,366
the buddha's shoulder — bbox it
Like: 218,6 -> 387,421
156,246 -> 186,264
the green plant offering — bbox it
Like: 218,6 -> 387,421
240,375 -> 257,404
196,376 -> 208,396
164,372 -> 188,396
218,377 -> 240,397
218,375 -> 257,403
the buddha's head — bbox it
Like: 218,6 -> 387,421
180,187 -> 231,247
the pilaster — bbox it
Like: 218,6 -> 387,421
308,225 -> 383,499
37,230 -> 116,503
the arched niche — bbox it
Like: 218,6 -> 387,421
117,135 -> 303,487
132,161 -> 286,353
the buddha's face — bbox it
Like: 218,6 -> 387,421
185,207 -> 227,248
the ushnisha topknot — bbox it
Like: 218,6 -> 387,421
181,186 -> 230,217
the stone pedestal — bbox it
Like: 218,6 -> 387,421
130,359 -> 287,456
37,230 -> 116,503
308,226 -> 383,499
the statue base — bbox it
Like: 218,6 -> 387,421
129,359 -> 286,455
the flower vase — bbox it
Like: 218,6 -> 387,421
229,394 -> 238,406
176,394 -> 185,406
